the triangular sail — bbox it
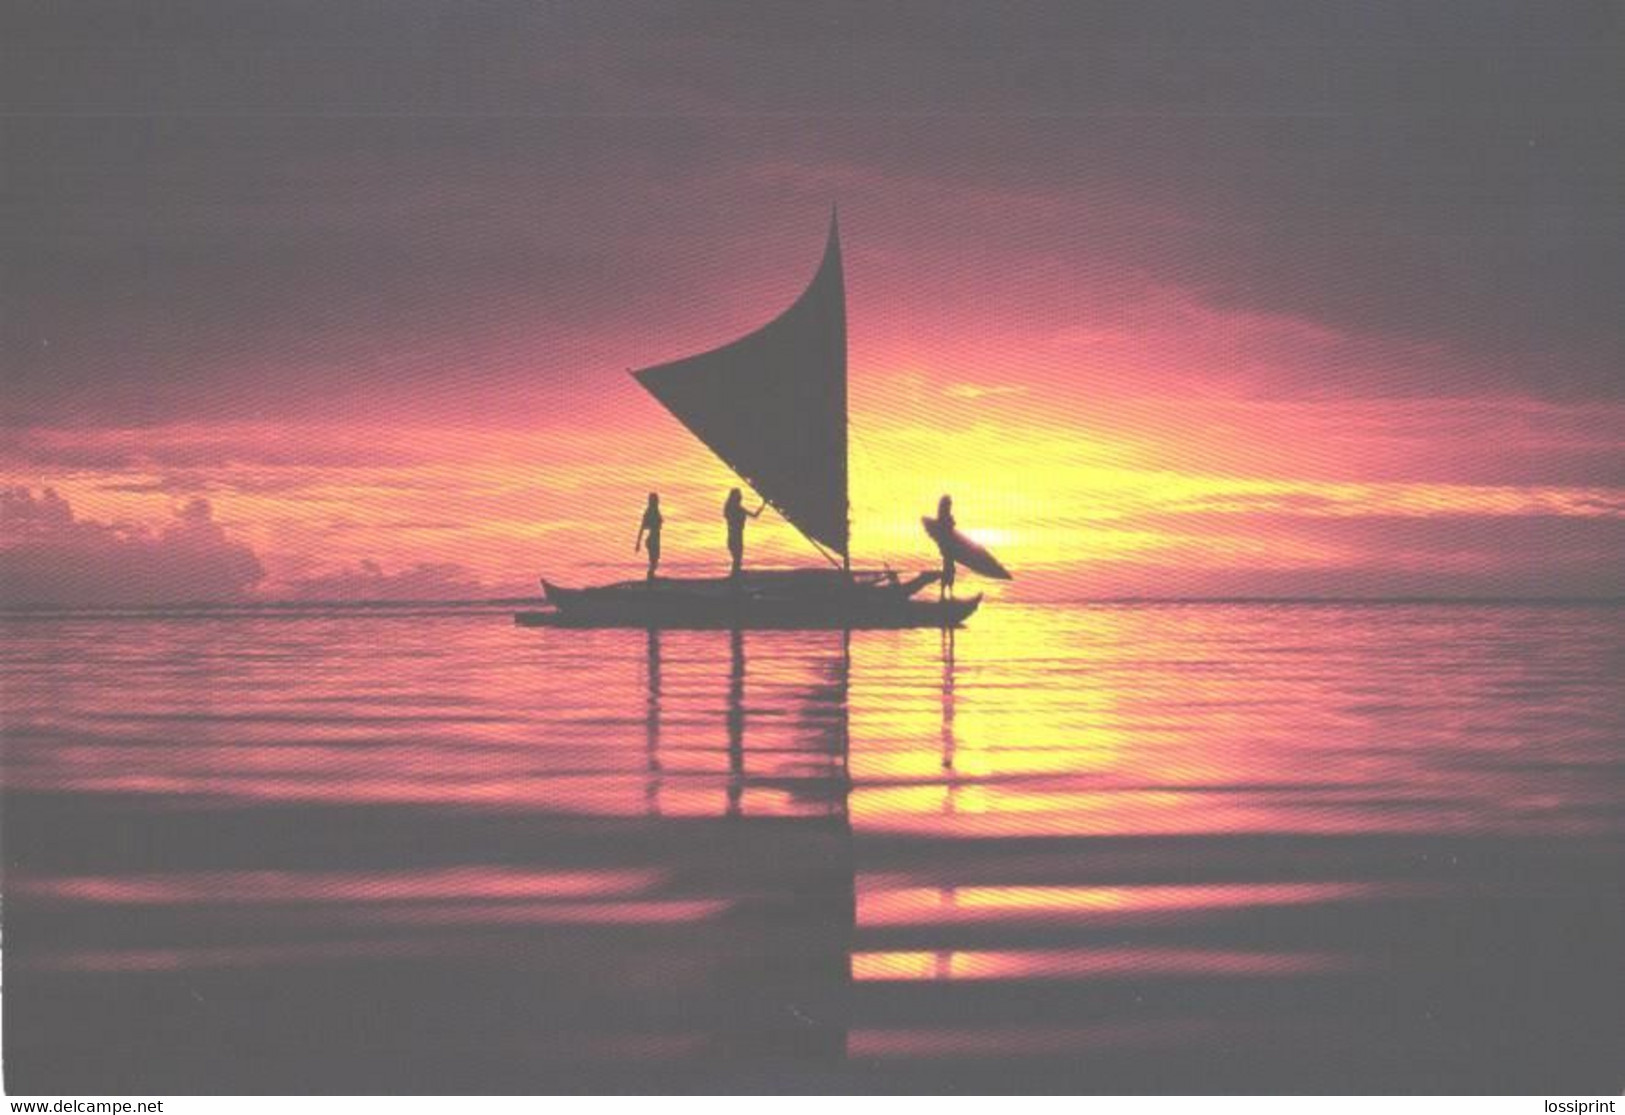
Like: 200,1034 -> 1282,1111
633,214 -> 848,558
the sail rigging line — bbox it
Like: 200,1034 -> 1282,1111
807,534 -> 845,572
747,489 -> 845,570
756,477 -> 846,568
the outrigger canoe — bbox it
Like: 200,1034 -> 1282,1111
525,211 -> 1002,631
519,570 -> 979,629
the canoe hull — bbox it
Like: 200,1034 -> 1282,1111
521,573 -> 979,629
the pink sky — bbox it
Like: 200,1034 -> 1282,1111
3,4 -> 1621,603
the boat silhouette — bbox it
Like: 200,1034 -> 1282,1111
523,212 -> 983,629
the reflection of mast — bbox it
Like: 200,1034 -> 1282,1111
835,628 -> 852,792
726,627 -> 745,818
645,627 -> 662,817
800,628 -> 853,1060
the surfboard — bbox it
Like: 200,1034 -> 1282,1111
922,516 -> 1013,580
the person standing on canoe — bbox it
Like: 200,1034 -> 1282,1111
635,493 -> 663,581
724,488 -> 764,578
934,494 -> 957,599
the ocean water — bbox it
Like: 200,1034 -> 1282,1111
3,602 -> 1621,1093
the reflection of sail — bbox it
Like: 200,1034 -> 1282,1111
712,629 -> 853,1066
803,630 -> 853,791
632,214 -> 848,558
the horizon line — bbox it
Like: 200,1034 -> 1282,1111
3,594 -> 1623,616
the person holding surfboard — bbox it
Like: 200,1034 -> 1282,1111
933,495 -> 958,599
635,493 -> 663,581
923,494 -> 1014,599
724,488 -> 765,578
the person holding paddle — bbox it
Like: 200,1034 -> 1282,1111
724,488 -> 765,578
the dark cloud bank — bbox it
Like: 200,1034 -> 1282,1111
0,487 -> 264,606
3,1 -> 1620,428
0,488 -> 492,606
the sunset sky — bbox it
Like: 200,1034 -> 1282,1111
4,1 -> 1622,603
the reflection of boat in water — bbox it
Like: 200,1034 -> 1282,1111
716,630 -> 854,1066
523,213 -> 981,630
638,627 -> 856,1072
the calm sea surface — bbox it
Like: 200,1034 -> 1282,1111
3,603 -> 1622,1093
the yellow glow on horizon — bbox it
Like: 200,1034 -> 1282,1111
7,387 -> 1622,598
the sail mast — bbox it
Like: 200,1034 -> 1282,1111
835,207 -> 851,576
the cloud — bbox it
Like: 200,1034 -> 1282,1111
0,487 -> 265,606
4,3 -> 1618,432
0,425 -> 427,472
944,383 -> 1028,400
277,559 -> 488,602
95,475 -> 212,495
